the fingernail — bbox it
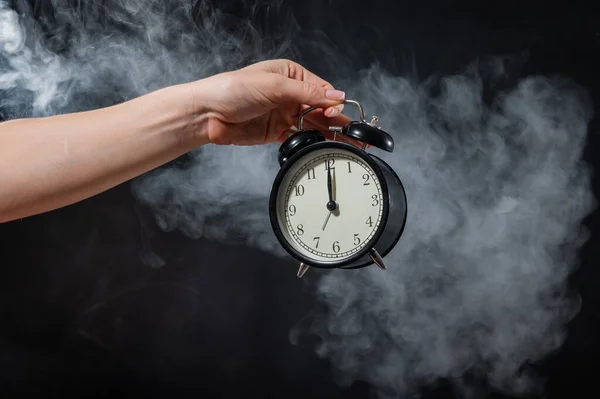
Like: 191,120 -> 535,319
327,108 -> 340,117
325,89 -> 345,100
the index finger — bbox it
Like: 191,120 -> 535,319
243,59 -> 332,88
244,59 -> 346,113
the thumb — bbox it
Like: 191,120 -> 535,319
270,74 -> 346,108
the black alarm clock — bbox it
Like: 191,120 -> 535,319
268,100 -> 407,278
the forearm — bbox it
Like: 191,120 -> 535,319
0,83 -> 210,223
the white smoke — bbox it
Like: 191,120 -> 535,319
291,66 -> 595,397
0,1 -> 595,398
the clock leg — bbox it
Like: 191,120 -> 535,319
369,248 -> 387,270
297,263 -> 310,278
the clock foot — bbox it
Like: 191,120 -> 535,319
297,263 -> 310,278
369,248 -> 387,270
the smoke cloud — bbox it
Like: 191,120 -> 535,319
0,1 -> 595,398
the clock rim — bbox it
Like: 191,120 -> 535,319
268,140 -> 390,269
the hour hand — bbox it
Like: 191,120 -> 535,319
332,167 -> 336,202
326,164 -> 336,211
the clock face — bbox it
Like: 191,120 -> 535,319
274,146 -> 385,265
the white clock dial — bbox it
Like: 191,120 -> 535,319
276,147 -> 384,264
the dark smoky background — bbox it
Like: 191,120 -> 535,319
0,0 -> 599,398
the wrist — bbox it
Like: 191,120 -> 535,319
181,75 -> 224,146
168,82 -> 213,149
126,82 -> 212,150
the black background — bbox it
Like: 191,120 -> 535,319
1,0 -> 599,398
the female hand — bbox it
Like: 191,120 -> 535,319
191,59 -> 356,146
0,58 -> 358,222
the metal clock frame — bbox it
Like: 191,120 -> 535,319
268,140 -> 391,270
269,99 -> 407,277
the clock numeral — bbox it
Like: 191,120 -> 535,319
324,159 -> 335,170
371,194 -> 379,206
347,162 -> 352,173
296,224 -> 304,236
363,174 -> 371,185
313,236 -> 320,248
294,184 -> 305,196
332,241 -> 340,253
288,204 -> 296,216
366,216 -> 373,227
353,233 -> 361,246
307,168 -> 316,180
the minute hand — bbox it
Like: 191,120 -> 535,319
327,166 -> 333,201
326,163 -> 336,211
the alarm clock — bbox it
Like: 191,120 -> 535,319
268,100 -> 407,278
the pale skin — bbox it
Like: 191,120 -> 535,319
0,59 -> 360,223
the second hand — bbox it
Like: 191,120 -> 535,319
322,211 -> 332,230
